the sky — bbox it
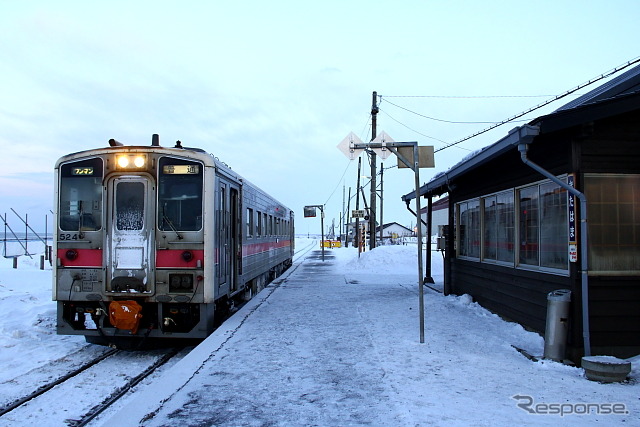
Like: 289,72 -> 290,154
1,0 -> 639,235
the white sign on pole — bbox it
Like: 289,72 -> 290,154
351,209 -> 366,218
337,132 -> 365,160
371,131 -> 394,160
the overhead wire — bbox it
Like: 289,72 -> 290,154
377,56 -> 640,153
378,107 -> 471,151
432,56 -> 640,152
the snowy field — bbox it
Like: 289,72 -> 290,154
1,239 -> 638,426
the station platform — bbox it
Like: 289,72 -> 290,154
105,246 -> 639,426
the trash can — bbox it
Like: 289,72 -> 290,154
543,289 -> 571,361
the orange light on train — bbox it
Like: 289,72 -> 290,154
116,154 -> 147,169
117,156 -> 130,168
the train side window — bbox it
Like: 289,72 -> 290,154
59,158 -> 103,232
257,211 -> 263,236
262,213 -> 267,237
247,208 -> 254,237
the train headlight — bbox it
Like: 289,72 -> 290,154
116,154 -> 147,170
117,155 -> 130,168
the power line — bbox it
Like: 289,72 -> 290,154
378,107 -> 472,151
381,94 -> 570,99
380,98 -> 499,124
434,56 -> 640,153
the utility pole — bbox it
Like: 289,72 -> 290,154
346,187 -> 352,247
369,91 -> 378,249
355,157 -> 362,255
379,161 -> 384,243
341,184 -> 345,241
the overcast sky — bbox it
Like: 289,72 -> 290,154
1,1 -> 638,234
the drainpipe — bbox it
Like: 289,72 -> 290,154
516,126 -> 591,357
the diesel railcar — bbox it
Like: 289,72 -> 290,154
53,135 -> 293,347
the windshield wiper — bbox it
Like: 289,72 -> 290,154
162,204 -> 183,240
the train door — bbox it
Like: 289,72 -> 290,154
217,180 -> 240,293
217,181 -> 229,290
230,186 -> 240,292
106,176 -> 155,293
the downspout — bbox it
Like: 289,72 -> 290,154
516,127 -> 591,357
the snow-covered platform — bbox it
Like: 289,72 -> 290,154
106,246 -> 639,426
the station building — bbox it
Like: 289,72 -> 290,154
403,64 -> 640,362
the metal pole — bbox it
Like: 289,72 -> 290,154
45,214 -> 48,260
379,161 -> 384,243
355,157 -> 362,256
320,206 -> 325,261
346,187 -> 352,247
341,184 -> 345,241
413,144 -> 425,343
425,196 -> 434,283
369,91 -> 378,249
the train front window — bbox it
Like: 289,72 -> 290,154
116,181 -> 145,230
59,158 -> 103,232
158,157 -> 203,231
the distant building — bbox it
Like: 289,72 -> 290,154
419,196 -> 449,238
402,63 -> 640,363
375,222 -> 414,245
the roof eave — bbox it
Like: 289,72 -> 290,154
402,125 -> 539,201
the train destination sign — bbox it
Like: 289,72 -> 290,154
72,167 -> 95,176
162,165 -> 200,175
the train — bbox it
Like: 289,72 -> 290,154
53,135 -> 294,348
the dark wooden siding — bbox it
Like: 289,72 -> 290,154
450,260 -> 573,333
445,108 -> 640,361
579,110 -> 640,173
588,276 -> 640,358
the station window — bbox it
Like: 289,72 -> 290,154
456,177 -> 569,273
483,191 -> 514,264
457,199 -> 480,259
585,174 -> 640,273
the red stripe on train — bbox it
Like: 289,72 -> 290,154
156,249 -> 205,268
57,249 -> 103,267
242,240 -> 291,257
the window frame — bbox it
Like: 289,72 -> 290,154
455,176 -> 570,276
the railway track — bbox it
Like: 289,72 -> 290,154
293,238 -> 318,262
0,346 -> 185,426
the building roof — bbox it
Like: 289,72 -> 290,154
375,222 -> 413,233
402,62 -> 640,201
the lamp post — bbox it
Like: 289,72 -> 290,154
303,204 -> 325,261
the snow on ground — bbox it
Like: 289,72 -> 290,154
1,239 -> 639,426
0,245 -> 88,385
